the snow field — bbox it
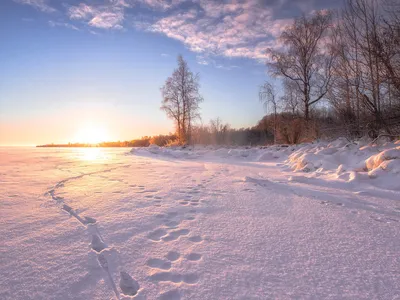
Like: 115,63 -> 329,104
1,144 -> 399,299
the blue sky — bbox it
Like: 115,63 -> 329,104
0,0 -> 340,145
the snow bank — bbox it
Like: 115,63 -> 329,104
365,148 -> 400,171
131,138 -> 400,190
285,139 -> 400,190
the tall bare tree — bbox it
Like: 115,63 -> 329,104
267,11 -> 336,123
161,55 -> 203,144
338,0 -> 399,136
379,0 -> 400,97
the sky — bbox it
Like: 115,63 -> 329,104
0,0 -> 341,146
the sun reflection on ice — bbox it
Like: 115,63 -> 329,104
75,148 -> 110,161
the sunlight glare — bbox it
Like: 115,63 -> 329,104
76,148 -> 109,161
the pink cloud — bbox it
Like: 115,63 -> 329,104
68,3 -> 94,20
147,0 -> 292,61
68,2 -> 124,29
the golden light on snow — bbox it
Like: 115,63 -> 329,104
77,148 -> 109,161
74,123 -> 110,144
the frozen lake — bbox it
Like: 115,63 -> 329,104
1,146 -> 399,299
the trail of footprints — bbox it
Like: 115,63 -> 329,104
141,175 -> 213,299
46,166 -> 219,299
45,169 -> 141,299
146,212 -> 205,298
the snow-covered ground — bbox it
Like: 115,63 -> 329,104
1,141 -> 399,300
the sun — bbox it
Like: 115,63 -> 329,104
74,124 -> 110,144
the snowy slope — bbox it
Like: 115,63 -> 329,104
1,145 -> 399,300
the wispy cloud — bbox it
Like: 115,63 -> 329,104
138,0 -> 185,11
48,20 -> 79,31
13,0 -> 56,13
196,54 -> 240,70
68,2 -> 125,29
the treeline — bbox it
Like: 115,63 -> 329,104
189,118 -> 273,146
261,0 -> 400,142
37,143 -> 96,147
36,134 -> 177,148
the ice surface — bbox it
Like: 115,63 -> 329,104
0,144 -> 399,299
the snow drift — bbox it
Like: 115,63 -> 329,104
131,137 -> 400,190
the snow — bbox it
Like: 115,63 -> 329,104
132,138 -> 400,191
1,142 -> 399,300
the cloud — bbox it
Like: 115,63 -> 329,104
196,54 -> 240,70
68,2 -> 125,29
48,20 -> 79,31
196,55 -> 209,65
13,0 -> 56,13
146,1 -> 292,61
137,0 -> 185,11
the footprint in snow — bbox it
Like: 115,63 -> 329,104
120,271 -> 140,296
166,251 -> 180,261
97,253 -> 108,269
186,253 -> 202,261
146,258 -> 171,270
164,220 -> 180,228
84,216 -> 97,224
188,235 -> 203,243
162,229 -> 190,242
90,235 -> 107,252
149,272 -> 199,284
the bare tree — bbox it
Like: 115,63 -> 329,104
259,82 -> 279,144
267,11 -> 336,123
339,0 -> 399,136
161,55 -> 203,144
378,0 -> 400,97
